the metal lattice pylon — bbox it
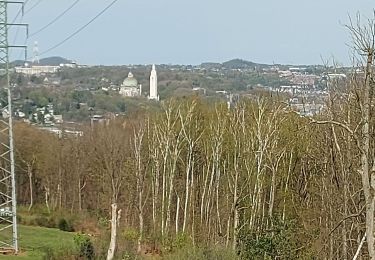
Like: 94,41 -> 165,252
0,0 -> 17,253
0,1 -> 27,254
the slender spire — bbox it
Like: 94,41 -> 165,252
149,64 -> 158,101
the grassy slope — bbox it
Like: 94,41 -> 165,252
0,225 -> 75,259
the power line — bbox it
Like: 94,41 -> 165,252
10,0 -> 29,59
10,0 -> 29,25
40,0 -> 119,56
10,16 -> 24,56
29,0 -> 81,38
25,0 -> 43,15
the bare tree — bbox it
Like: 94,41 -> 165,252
312,12 -> 375,258
90,122 -> 128,260
133,123 -> 147,253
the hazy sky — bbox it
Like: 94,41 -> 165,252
8,0 -> 374,65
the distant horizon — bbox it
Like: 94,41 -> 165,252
12,56 -> 353,67
8,0 -> 373,67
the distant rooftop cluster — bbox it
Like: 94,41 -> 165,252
14,61 -> 79,76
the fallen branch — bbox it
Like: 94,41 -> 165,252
328,205 -> 365,237
353,232 -> 366,260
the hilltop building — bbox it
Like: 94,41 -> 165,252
119,72 -> 142,97
15,65 -> 60,75
149,64 -> 159,100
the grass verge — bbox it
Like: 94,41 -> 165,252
0,225 -> 76,259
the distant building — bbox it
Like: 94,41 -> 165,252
59,62 -> 78,68
90,115 -> 107,127
15,65 -> 60,75
289,67 -> 306,72
90,113 -> 116,127
149,65 -> 159,100
119,72 -> 142,97
278,70 -> 293,77
15,111 -> 25,118
192,87 -> 206,95
327,73 -> 347,79
54,115 -> 63,124
43,77 -> 61,86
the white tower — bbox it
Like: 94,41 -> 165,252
149,64 -> 159,100
32,41 -> 39,64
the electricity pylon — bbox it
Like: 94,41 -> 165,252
0,0 -> 27,254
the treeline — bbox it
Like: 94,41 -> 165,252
13,95 -> 365,259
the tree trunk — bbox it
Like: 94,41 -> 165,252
152,174 -> 157,234
354,232 -> 367,260
137,206 -> 143,253
161,152 -> 167,237
176,195 -> 180,234
27,164 -> 33,211
268,168 -> 276,223
137,169 -> 144,253
107,203 -> 120,260
182,147 -> 192,233
362,51 -> 375,259
44,186 -> 50,213
232,204 -> 239,251
232,159 -> 239,251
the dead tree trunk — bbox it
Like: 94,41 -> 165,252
107,203 -> 121,260
27,162 -> 34,211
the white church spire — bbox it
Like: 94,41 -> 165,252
149,64 -> 159,101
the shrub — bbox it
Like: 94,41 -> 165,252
98,216 -> 110,227
35,216 -> 48,226
121,251 -> 138,260
58,218 -> 74,232
238,218 -> 302,259
122,228 -> 138,241
74,233 -> 95,260
163,246 -> 237,260
172,233 -> 190,250
42,246 -> 76,260
35,216 -> 55,228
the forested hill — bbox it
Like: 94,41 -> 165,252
39,56 -> 72,66
222,59 -> 264,69
200,59 -> 267,70
12,56 -> 72,66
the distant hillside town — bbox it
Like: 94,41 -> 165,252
6,57 -> 354,133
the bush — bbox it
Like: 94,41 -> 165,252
42,246 -> 76,260
35,216 -> 55,228
163,246 -> 237,260
238,218 -> 302,259
74,233 -> 95,260
91,237 -> 109,260
122,228 -> 138,241
121,251 -> 138,260
172,233 -> 190,250
58,218 -> 74,232
98,216 -> 110,227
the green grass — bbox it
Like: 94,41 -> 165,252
0,225 -> 76,259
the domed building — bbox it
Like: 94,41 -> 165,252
119,72 -> 142,97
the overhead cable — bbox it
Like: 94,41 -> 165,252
10,0 -> 30,58
10,0 -> 29,25
40,0 -> 119,56
25,0 -> 43,15
29,0 -> 81,38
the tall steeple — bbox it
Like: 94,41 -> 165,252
149,64 -> 159,100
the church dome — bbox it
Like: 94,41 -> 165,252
122,72 -> 138,87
